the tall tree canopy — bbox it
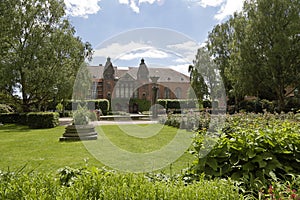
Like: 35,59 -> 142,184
0,0 -> 92,112
191,47 -> 224,102
207,0 -> 300,111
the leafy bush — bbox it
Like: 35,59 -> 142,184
157,99 -> 198,112
250,174 -> 300,200
72,105 -> 90,125
27,112 -> 59,128
129,98 -> 151,112
0,113 -> 22,124
191,113 -> 300,192
163,112 -> 210,131
203,100 -> 212,108
0,104 -> 14,113
65,99 -> 110,115
0,167 -> 243,200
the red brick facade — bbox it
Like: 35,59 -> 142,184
88,58 -> 190,102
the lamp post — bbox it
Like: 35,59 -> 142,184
150,76 -> 159,118
53,86 -> 58,112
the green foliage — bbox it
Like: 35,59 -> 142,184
0,113 -> 22,124
129,98 -> 151,112
27,112 -> 59,128
207,0 -> 300,112
192,47 -> 224,101
56,103 -> 64,113
72,105 -> 90,125
157,99 -> 198,111
192,113 -> 300,192
256,174 -> 300,200
110,98 -> 151,112
188,64 -> 208,102
0,104 -> 14,113
0,113 -> 33,125
66,99 -> 110,115
163,112 -> 210,131
0,0 -> 93,112
91,99 -> 109,115
0,112 -> 59,128
203,100 -> 212,108
0,167 -> 243,200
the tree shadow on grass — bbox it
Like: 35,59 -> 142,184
0,124 -> 30,132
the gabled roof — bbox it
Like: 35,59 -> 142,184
88,66 -> 104,79
88,65 -> 190,83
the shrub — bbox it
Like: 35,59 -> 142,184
191,113 -> 300,192
27,112 -> 59,129
157,99 -> 198,113
65,99 -> 110,115
129,98 -> 151,112
72,105 -> 90,125
238,99 -> 262,113
0,167 -> 243,200
0,113 -> 21,124
203,100 -> 212,108
0,104 -> 14,113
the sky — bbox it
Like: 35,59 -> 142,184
64,0 -> 245,75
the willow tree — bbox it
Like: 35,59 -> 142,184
0,0 -> 92,112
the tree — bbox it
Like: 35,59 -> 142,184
0,0 -> 92,112
206,0 -> 300,111
241,0 -> 300,111
192,47 -> 223,102
206,15 -> 245,108
188,64 -> 208,106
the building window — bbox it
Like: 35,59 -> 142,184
115,84 -> 120,98
164,88 -> 170,99
133,89 -> 138,98
175,87 -> 182,98
91,82 -> 97,99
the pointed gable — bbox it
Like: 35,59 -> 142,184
137,58 -> 149,81
103,57 -> 115,79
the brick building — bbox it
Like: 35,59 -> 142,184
88,58 -> 190,111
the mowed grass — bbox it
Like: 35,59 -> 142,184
0,123 -> 194,174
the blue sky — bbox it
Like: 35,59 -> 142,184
64,0 -> 245,75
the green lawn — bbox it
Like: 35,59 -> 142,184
0,123 -> 194,174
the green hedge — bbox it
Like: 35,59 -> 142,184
0,113 -> 20,124
0,112 -> 59,128
65,99 -> 110,115
157,99 -> 198,110
0,113 -> 27,125
129,99 -> 151,112
27,112 -> 59,129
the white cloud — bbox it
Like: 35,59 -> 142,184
130,0 -> 140,13
119,0 -> 129,4
196,0 -> 224,7
174,58 -> 188,63
214,0 -> 244,20
118,0 -> 164,13
139,0 -> 156,4
169,64 -> 190,76
64,0 -> 101,18
167,41 -> 200,61
94,42 -> 152,59
190,0 -> 245,21
119,49 -> 169,60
